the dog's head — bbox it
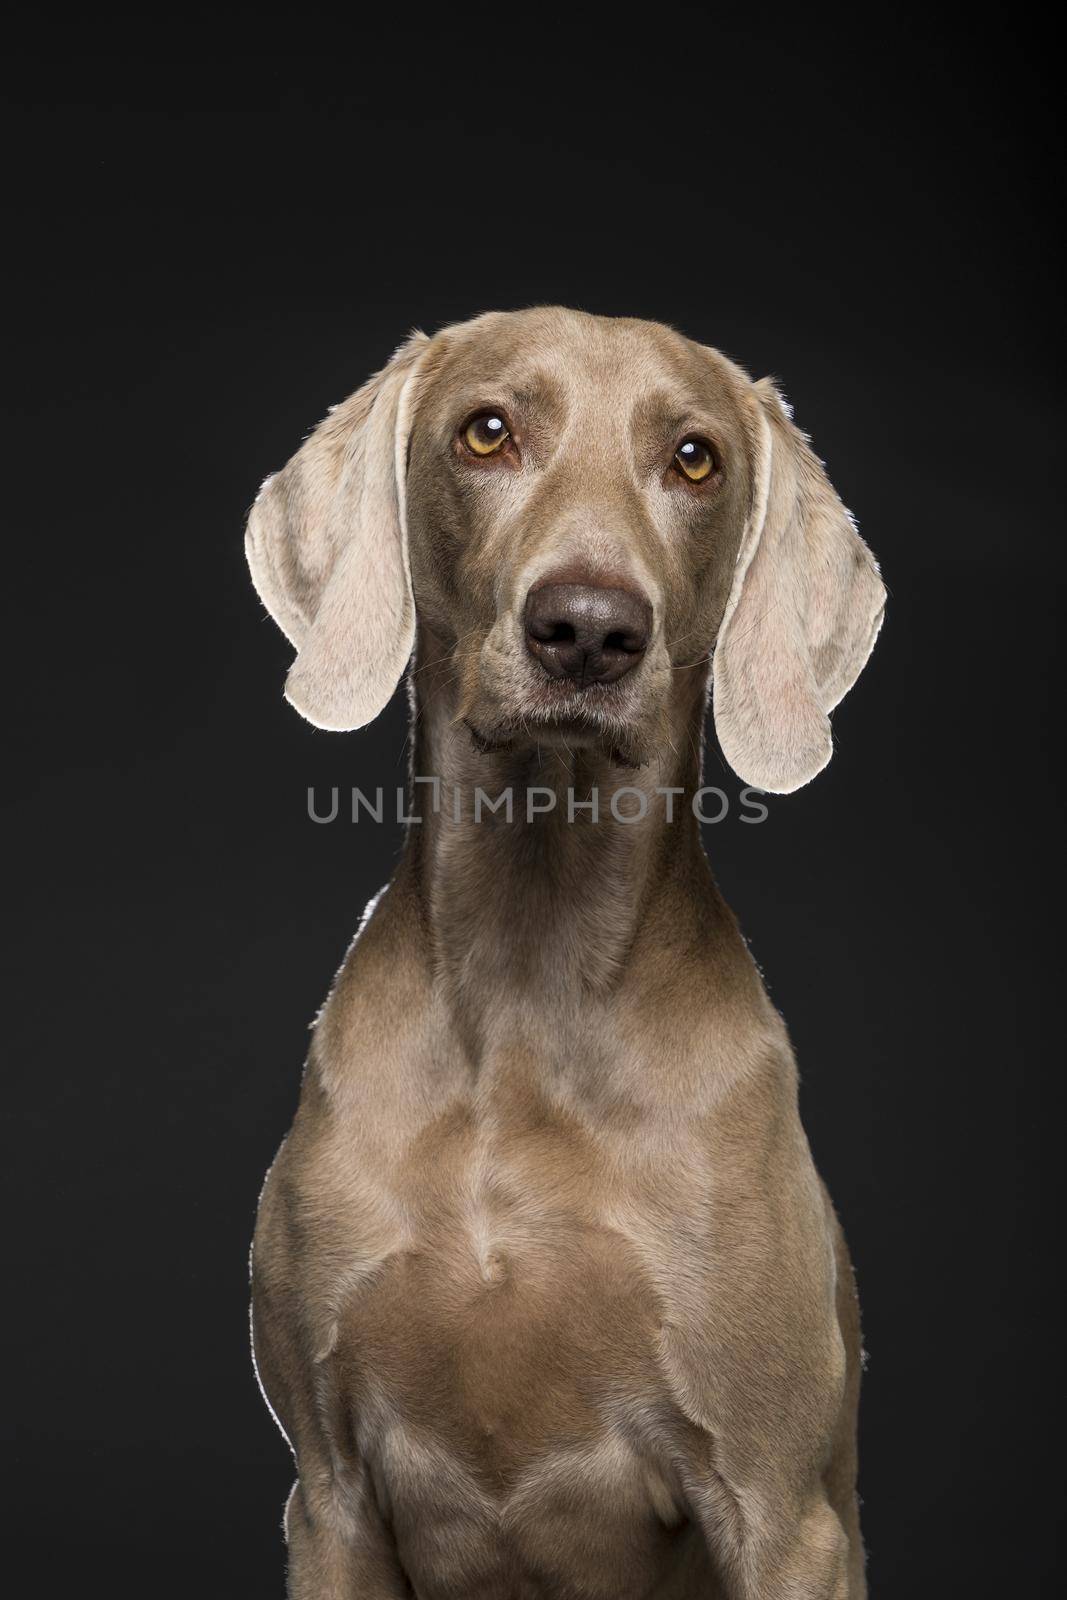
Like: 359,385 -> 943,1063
246,308 -> 884,792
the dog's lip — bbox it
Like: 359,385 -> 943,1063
463,692 -> 640,755
526,674 -> 631,713
463,715 -> 643,770
463,670 -> 644,755
463,712 -> 606,751
476,693 -> 625,738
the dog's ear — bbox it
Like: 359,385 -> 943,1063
245,332 -> 429,730
712,380 -> 885,793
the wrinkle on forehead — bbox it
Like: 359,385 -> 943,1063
421,307 -> 749,459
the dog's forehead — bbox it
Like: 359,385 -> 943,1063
423,307 -> 747,428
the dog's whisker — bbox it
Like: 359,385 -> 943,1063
410,626 -> 483,679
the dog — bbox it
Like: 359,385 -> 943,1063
246,307 -> 885,1598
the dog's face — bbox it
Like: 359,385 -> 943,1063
404,308 -> 755,766
246,308 -> 884,792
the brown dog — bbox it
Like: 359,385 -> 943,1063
246,308 -> 885,1598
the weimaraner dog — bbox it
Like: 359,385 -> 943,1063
246,308 -> 885,1599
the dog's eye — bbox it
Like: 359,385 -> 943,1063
674,438 -> 716,483
463,413 -> 510,456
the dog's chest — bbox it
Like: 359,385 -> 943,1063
335,1093 -> 689,1495
334,1109 -> 698,1598
354,1217 -> 660,1453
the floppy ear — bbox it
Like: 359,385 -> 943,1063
245,332 -> 429,730
712,380 -> 885,793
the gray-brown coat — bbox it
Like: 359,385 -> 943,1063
245,308 -> 884,1598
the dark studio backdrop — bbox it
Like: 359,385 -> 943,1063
5,17 -> 1061,1597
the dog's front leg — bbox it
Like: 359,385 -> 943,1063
685,1466 -> 863,1600
729,1500 -> 855,1600
283,1462 -> 410,1600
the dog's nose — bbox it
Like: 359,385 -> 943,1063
524,583 -> 652,687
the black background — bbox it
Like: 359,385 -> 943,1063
5,17 -> 1062,1596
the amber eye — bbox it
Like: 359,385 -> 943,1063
463,413 -> 510,456
674,437 -> 717,483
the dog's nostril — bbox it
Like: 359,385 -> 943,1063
604,629 -> 642,654
531,620 -> 576,646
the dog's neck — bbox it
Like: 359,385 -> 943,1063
403,632 -> 714,1057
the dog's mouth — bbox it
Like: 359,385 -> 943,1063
464,718 -> 644,769
463,684 -> 648,766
